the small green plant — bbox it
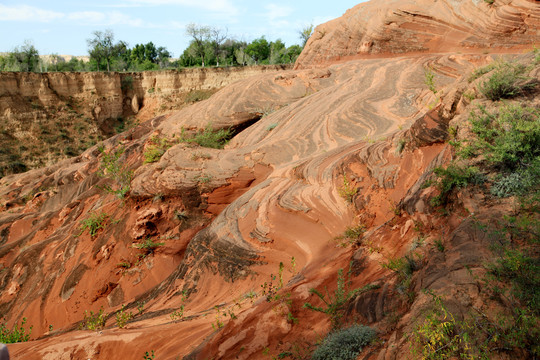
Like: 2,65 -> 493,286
144,136 -> 176,164
266,123 -> 278,131
78,211 -> 108,237
334,224 -> 365,247
143,350 -> 155,360
430,163 -> 484,206
396,138 -> 407,154
312,324 -> 376,360
0,317 -> 32,343
478,61 -> 534,101
80,307 -> 106,331
137,301 -> 146,315
170,305 -> 184,321
468,62 -> 496,83
424,67 -> 437,94
117,261 -> 132,270
484,0 -> 494,4
304,268 -> 380,328
133,238 -> 164,255
173,210 -> 188,221
179,125 -> 232,149
147,87 -> 155,94
434,238 -> 445,252
98,146 -> 133,198
211,306 -> 225,330
338,175 -> 357,203
115,305 -> 134,328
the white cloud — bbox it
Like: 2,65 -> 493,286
264,4 -> 293,21
67,11 -> 107,24
0,4 -> 64,22
125,0 -> 239,17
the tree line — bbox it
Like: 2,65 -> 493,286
0,24 -> 313,72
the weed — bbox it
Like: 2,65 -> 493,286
144,136 -> 176,164
78,211 -> 108,238
211,306 -> 225,330
267,123 -> 278,131
478,61 -> 534,100
173,210 -> 188,221
424,67 -> 437,94
338,175 -> 357,203
468,63 -> 496,83
147,87 -> 155,94
133,238 -> 164,255
396,138 -> 407,154
143,350 -> 155,360
430,163 -> 484,206
334,224 -> 366,248
115,305 -> 134,328
0,317 -> 32,343
137,301 -> 146,315
117,261 -> 132,270
290,256 -> 297,275
434,238 -> 445,252
98,146 -> 133,198
304,268 -> 380,329
179,125 -> 232,149
312,324 -> 376,360
80,307 -> 106,331
170,305 -> 184,321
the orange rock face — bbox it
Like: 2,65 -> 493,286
1,1 -> 539,359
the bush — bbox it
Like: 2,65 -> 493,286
79,211 -> 108,237
478,62 -> 534,101
312,324 -> 376,360
133,237 -> 164,255
143,136 -> 176,164
179,125 -> 232,149
98,146 -> 133,198
80,307 -> 106,331
0,318 -> 32,343
430,164 -> 484,206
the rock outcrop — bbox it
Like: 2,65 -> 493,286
1,1 -> 539,359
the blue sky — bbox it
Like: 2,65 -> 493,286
0,0 -> 365,57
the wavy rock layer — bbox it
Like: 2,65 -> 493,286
0,0 -> 538,359
296,0 -> 540,68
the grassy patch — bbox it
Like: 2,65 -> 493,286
98,146 -> 133,198
179,125 -> 232,149
430,164 -> 484,206
143,136 -> 176,163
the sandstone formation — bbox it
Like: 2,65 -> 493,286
296,0 -> 540,68
0,1 -> 539,359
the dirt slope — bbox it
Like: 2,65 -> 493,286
1,0 -> 539,359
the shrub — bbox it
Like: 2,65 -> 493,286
133,238 -> 164,255
80,307 -> 106,331
430,164 -> 484,206
115,305 -> 134,328
0,318 -> 32,343
79,211 -> 108,237
179,125 -> 232,149
98,146 -> 133,198
335,224 -> 366,247
338,175 -> 357,203
424,67 -> 437,94
143,136 -> 175,164
468,63 -> 496,82
185,89 -> 213,103
312,324 -> 376,360
468,105 -> 540,171
304,269 -> 380,328
478,62 -> 534,100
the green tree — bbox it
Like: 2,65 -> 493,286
185,23 -> 212,67
10,40 -> 40,72
299,24 -> 314,47
87,29 -> 124,72
245,37 -> 270,64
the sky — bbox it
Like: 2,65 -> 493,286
0,0 -> 365,57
